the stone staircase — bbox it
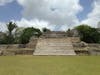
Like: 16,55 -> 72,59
33,38 -> 76,55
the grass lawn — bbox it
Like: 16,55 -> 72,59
0,56 -> 100,75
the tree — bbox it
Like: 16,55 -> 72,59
98,21 -> 100,28
0,32 -> 7,44
20,27 -> 42,44
14,27 -> 25,44
67,29 -> 73,37
6,22 -> 17,44
7,22 -> 17,36
75,25 -> 100,43
42,28 -> 51,33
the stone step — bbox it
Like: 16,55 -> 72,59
34,38 -> 76,55
34,50 -> 76,55
36,47 -> 73,51
35,49 -> 74,53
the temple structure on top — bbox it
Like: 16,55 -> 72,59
40,29 -> 79,38
40,31 -> 68,38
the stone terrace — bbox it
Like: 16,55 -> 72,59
33,31 -> 78,55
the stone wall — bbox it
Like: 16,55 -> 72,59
88,44 -> 100,48
70,37 -> 80,43
0,44 -> 34,56
2,48 -> 34,56
26,37 -> 38,49
73,43 -> 100,55
89,50 -> 100,55
88,44 -> 100,55
0,37 -> 38,56
0,44 -> 19,50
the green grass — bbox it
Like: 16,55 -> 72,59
0,56 -> 100,75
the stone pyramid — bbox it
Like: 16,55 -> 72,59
33,31 -> 76,55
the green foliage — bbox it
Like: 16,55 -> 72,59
0,33 -> 14,44
14,27 -> 25,44
6,22 -> 17,44
0,22 -> 42,44
75,25 -> 100,43
1,22 -> 100,44
42,28 -> 51,32
0,33 -> 7,44
7,22 -> 17,36
0,22 -> 17,44
20,27 -> 42,44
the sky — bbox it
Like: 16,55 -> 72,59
0,0 -> 100,31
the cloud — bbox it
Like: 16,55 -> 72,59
1,0 -> 100,31
16,18 -> 49,30
81,0 -> 100,27
0,0 -> 83,31
0,22 -> 7,32
17,0 -> 83,30
15,18 -> 71,31
0,0 -> 13,6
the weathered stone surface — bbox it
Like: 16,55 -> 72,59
33,31 -> 81,55
26,37 -> 38,49
0,50 -> 3,56
34,38 -> 76,55
3,50 -> 15,56
89,50 -> 100,55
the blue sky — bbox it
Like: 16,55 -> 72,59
0,0 -> 22,22
0,0 -> 100,31
78,0 -> 93,21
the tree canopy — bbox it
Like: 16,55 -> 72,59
75,25 -> 100,43
19,27 -> 42,44
6,22 -> 17,44
42,28 -> 51,33
0,22 -> 100,44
